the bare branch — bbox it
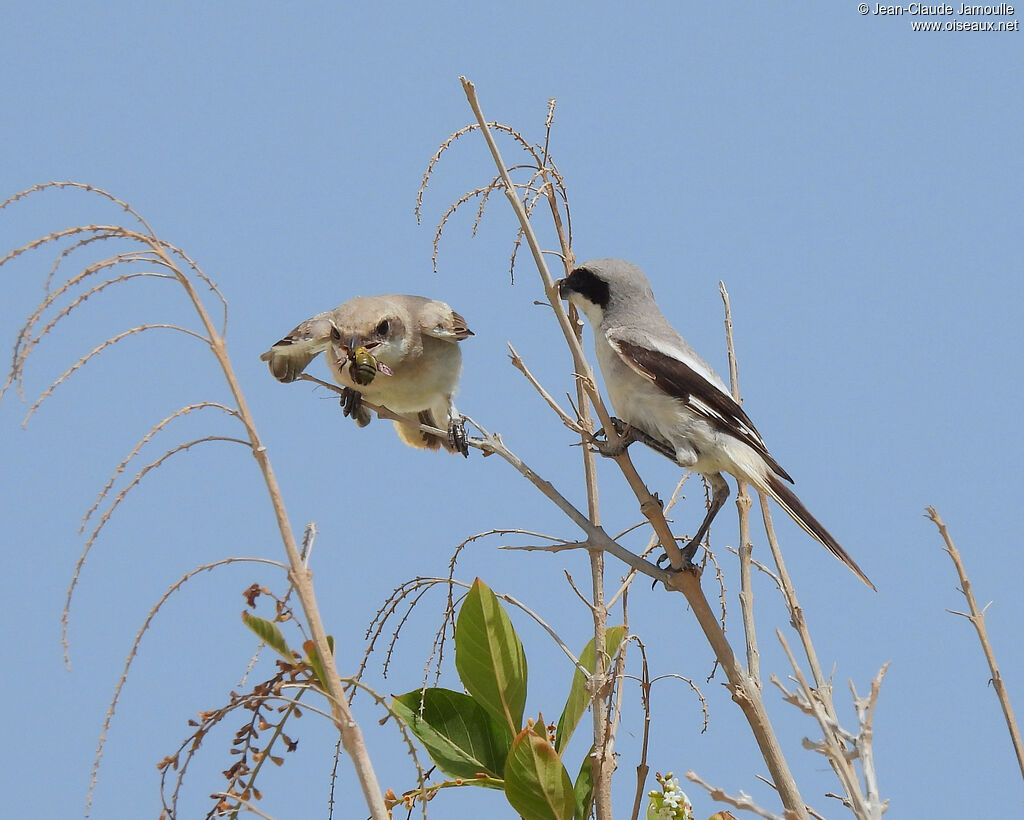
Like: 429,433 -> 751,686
608,475 -> 691,610
507,342 -> 584,433
88,557 -> 287,814
0,181 -> 159,237
63,435 -> 252,665
5,269 -> 176,401
23,324 -> 212,425
685,770 -> 791,820
80,402 -> 241,532
849,663 -> 891,811
462,415 -> 670,583
927,506 -> 1024,785
776,630 -> 871,816
720,280 -> 760,685
502,540 -> 593,554
758,496 -> 833,707
459,76 -> 684,573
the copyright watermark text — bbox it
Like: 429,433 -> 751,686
857,2 -> 1020,29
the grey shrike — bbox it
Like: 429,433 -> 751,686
559,258 -> 874,590
261,294 -> 473,456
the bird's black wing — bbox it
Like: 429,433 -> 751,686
611,337 -> 793,483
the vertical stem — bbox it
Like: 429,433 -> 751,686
536,109 -> 612,820
760,498 -> 861,814
540,120 -> 615,818
758,499 -> 829,696
163,248 -> 388,819
719,282 -> 760,685
461,77 -> 807,819
670,573 -> 807,818
576,342 -> 613,819
459,76 -> 683,572
627,641 -> 652,820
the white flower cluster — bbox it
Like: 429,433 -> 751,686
646,771 -> 694,820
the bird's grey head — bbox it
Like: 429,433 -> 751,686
328,296 -> 409,371
558,258 -> 656,325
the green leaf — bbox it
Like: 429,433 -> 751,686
554,626 -> 626,754
241,612 -> 293,662
455,578 -> 528,734
504,728 -> 575,820
303,636 -> 335,691
392,688 -> 510,785
572,750 -> 595,820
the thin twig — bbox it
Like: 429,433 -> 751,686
927,506 -> 1024,785
462,416 -> 670,584
87,557 -> 288,814
685,770 -> 794,820
849,663 -> 890,814
720,281 -> 760,685
23,324 -> 211,426
759,497 -> 832,706
776,630 -> 868,816
507,342 -> 584,433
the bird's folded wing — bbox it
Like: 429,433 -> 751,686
610,335 -> 793,483
418,302 -> 474,342
260,314 -> 336,382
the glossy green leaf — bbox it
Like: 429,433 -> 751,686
504,728 -> 575,820
554,626 -> 626,754
455,578 -> 527,733
572,750 -> 595,820
392,688 -> 509,785
241,612 -> 293,662
303,635 -> 335,690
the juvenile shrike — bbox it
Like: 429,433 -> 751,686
261,295 -> 473,456
559,258 -> 874,590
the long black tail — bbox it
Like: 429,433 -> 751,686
759,472 -> 877,591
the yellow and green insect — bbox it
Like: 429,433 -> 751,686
349,345 -> 393,386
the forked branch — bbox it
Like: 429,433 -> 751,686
459,76 -> 809,819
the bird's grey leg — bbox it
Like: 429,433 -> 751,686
340,387 -> 372,427
680,472 -> 730,565
447,404 -> 469,458
654,471 -> 730,572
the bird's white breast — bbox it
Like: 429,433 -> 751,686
328,336 -> 461,414
593,329 -> 735,475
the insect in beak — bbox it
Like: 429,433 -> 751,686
347,343 -> 393,386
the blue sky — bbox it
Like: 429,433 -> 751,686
2,3 -> 1022,818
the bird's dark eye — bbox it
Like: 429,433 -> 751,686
330,325 -> 341,341
375,319 -> 390,337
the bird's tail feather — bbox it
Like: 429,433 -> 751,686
393,410 -> 456,452
753,472 -> 876,591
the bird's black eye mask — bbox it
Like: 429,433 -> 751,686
563,267 -> 610,310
